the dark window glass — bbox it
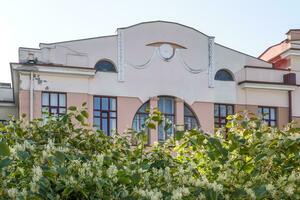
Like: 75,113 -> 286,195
158,97 -> 175,142
214,69 -> 234,81
95,60 -> 116,72
214,104 -> 234,128
132,101 -> 150,145
42,92 -> 67,118
184,104 -> 199,130
93,96 -> 117,136
258,107 -> 277,127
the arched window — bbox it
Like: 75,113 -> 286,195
158,96 -> 175,142
132,101 -> 150,132
214,69 -> 234,81
95,60 -> 117,72
184,104 -> 199,130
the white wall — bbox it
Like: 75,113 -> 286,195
17,21 -> 293,109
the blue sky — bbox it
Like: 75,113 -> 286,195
0,0 -> 299,82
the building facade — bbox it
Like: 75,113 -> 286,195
7,21 -> 300,144
0,83 -> 17,123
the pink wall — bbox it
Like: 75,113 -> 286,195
117,96 -> 143,134
191,101 -> 214,133
19,90 -> 29,119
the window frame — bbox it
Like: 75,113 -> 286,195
93,96 -> 117,136
41,91 -> 67,117
132,101 -> 150,145
184,103 -> 200,130
157,96 -> 176,142
94,59 -> 117,73
258,106 -> 277,127
214,69 -> 234,81
214,103 -> 234,128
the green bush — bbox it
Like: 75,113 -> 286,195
0,105 -> 299,199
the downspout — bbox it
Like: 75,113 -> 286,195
283,72 -> 296,123
30,72 -> 34,121
288,90 -> 292,122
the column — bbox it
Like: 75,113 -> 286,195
175,98 -> 184,131
149,96 -> 159,145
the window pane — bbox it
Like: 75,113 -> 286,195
110,98 -> 116,110
102,118 -> 108,135
270,108 -> 276,120
263,108 -> 270,119
184,105 -> 193,116
227,106 -> 233,115
94,97 -> 100,110
270,121 -> 276,127
158,125 -> 164,141
42,107 -> 49,114
110,118 -> 116,132
94,111 -> 100,117
110,112 -> 116,118
164,98 -> 174,114
102,112 -> 108,118
50,108 -> 57,114
214,105 -> 219,117
59,94 -> 66,107
42,93 -> 49,106
50,93 -> 58,106
102,98 -> 109,110
220,105 -> 226,117
93,118 -> 100,128
59,108 -> 66,114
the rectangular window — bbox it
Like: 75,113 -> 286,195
258,107 -> 277,127
42,92 -> 67,117
214,104 -> 234,128
158,97 -> 175,142
93,96 -> 117,136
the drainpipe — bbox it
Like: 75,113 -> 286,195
30,72 -> 34,121
288,90 -> 292,122
283,72 -> 296,123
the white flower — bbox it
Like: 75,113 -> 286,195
32,165 -> 43,182
96,154 -> 104,165
107,165 -> 118,178
30,181 -> 39,193
266,184 -> 276,196
285,185 -> 294,196
245,188 -> 256,199
171,187 -> 190,200
7,188 -> 18,198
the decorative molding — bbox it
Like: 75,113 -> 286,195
208,37 -> 215,88
117,29 -> 125,82
177,49 -> 206,74
126,48 -> 157,69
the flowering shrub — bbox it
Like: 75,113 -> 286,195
0,105 -> 299,199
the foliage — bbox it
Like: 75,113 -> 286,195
0,105 -> 299,200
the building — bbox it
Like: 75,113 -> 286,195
0,83 -> 17,123
259,29 -> 300,125
6,21 -> 300,144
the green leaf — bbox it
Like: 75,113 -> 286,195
81,110 -> 89,118
253,185 -> 267,199
54,151 -> 66,163
147,122 -> 156,129
0,141 -> 10,157
82,102 -> 87,107
0,158 -> 12,169
68,106 -> 77,111
75,115 -> 84,123
17,151 -> 30,160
